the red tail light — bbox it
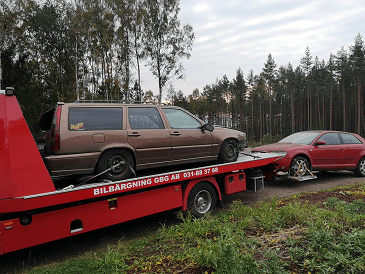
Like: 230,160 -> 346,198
51,106 -> 62,152
51,132 -> 60,151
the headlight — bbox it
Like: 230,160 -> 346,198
271,151 -> 287,158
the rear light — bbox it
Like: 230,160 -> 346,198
51,106 -> 62,152
51,132 -> 60,151
5,87 -> 14,96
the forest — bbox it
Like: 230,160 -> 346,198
1,0 -> 365,142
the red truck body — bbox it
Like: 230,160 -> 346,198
0,91 -> 281,255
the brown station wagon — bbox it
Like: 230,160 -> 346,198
33,103 -> 247,181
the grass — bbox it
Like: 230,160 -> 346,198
26,182 -> 365,274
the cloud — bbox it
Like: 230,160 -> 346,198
140,0 -> 365,98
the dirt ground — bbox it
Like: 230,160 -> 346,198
1,170 -> 364,273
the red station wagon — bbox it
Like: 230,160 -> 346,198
34,103 -> 247,180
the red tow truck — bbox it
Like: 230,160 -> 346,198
0,88 -> 281,255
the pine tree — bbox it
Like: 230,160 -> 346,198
262,53 -> 277,135
300,46 -> 313,130
349,33 -> 365,134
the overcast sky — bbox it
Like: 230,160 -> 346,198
140,0 -> 365,99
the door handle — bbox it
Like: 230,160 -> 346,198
170,131 -> 181,136
128,132 -> 141,137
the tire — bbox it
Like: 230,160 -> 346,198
187,182 -> 217,218
289,156 -> 311,176
355,157 -> 365,177
218,139 -> 239,163
96,149 -> 134,181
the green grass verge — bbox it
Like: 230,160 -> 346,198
27,183 -> 365,274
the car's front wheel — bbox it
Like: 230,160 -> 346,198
289,156 -> 311,176
187,182 -> 217,218
97,149 -> 134,181
218,139 -> 239,163
355,157 -> 365,177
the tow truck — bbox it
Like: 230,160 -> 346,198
0,87 -> 282,255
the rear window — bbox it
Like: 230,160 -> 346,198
37,107 -> 56,131
68,107 -> 123,131
341,133 -> 362,144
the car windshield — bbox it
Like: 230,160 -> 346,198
279,132 -> 321,145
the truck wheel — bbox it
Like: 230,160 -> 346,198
97,149 -> 134,181
289,156 -> 310,176
219,139 -> 239,163
355,157 -> 365,177
187,182 -> 217,218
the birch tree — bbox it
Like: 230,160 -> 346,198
143,0 -> 194,103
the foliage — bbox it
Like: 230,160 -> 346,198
1,0 -> 194,124
171,34 -> 365,142
143,0 -> 194,103
1,0 -> 365,140
26,183 -> 365,274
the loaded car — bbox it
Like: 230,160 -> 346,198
33,103 -> 247,180
251,130 -> 365,177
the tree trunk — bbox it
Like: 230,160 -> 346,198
357,76 -> 361,134
343,81 -> 346,131
291,86 -> 294,133
330,83 -> 333,130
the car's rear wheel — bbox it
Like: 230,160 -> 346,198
289,156 -> 311,176
187,182 -> 217,218
97,149 -> 134,181
219,139 -> 239,163
355,157 -> 365,177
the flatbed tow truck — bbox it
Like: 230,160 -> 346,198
0,88 -> 282,255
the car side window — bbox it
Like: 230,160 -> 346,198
68,107 -> 123,131
128,107 -> 164,129
318,133 -> 341,145
162,108 -> 201,129
340,133 -> 362,144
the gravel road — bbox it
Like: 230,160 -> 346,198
1,170 -> 364,273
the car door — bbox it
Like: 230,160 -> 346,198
310,132 -> 344,169
340,133 -> 364,168
127,107 -> 172,166
161,108 -> 212,161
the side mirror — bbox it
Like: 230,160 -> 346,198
316,140 -> 326,146
200,123 -> 214,132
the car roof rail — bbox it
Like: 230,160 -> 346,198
73,99 -> 169,105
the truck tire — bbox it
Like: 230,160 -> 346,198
289,156 -> 310,176
97,149 -> 134,181
355,157 -> 365,177
187,182 -> 217,218
219,139 -> 239,163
